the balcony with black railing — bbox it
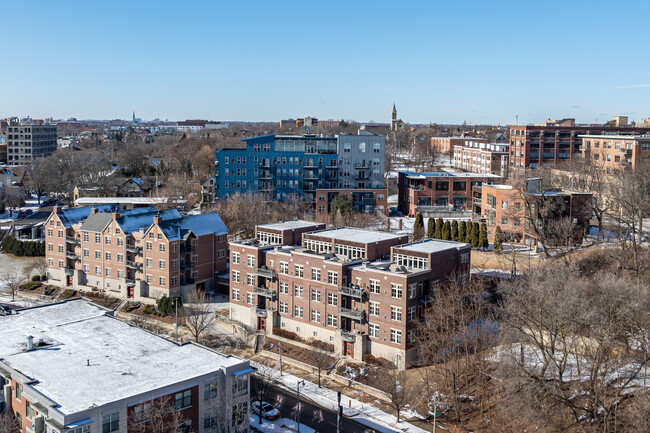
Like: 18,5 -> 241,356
253,286 -> 276,298
339,286 -> 364,301
338,307 -> 365,322
255,267 -> 276,279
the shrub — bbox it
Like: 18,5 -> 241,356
60,289 -> 77,299
41,274 -> 47,281
31,275 -> 41,282
1,235 -> 45,257
273,328 -> 303,342
362,353 -> 396,368
19,281 -> 41,291
143,304 -> 156,315
310,339 -> 335,353
43,285 -> 57,296
156,296 -> 182,317
125,301 -> 141,313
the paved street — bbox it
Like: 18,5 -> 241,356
253,377 -> 390,433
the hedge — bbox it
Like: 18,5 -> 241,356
1,235 -> 45,257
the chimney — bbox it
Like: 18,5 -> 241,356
153,212 -> 161,224
27,335 -> 34,351
112,212 -> 120,220
91,206 -> 98,214
53,206 -> 62,214
398,219 -> 403,230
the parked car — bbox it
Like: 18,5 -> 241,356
251,401 -> 280,421
16,211 -> 27,219
0,305 -> 12,316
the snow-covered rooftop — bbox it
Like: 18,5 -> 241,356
0,299 -> 244,415
74,197 -> 186,205
306,227 -> 403,244
257,220 -> 323,231
402,170 -> 502,179
395,239 -> 470,254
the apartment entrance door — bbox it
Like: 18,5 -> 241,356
343,341 -> 354,357
66,275 -> 73,287
258,317 -> 266,331
128,287 -> 134,298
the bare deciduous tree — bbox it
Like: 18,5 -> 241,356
1,271 -> 24,302
0,414 -> 18,433
127,395 -> 186,433
251,361 -> 280,424
182,290 -> 214,344
306,347 -> 339,388
375,364 -> 416,423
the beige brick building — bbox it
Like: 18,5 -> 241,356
229,223 -> 471,368
453,141 -> 509,176
579,134 -> 650,172
45,206 -> 228,303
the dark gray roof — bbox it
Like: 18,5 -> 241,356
78,212 -> 114,233
56,205 -> 120,228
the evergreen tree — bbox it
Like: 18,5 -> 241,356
479,222 -> 489,250
413,212 -> 425,241
434,217 -> 444,239
471,222 -> 480,248
330,194 -> 353,224
458,221 -> 467,243
493,226 -> 503,253
442,220 -> 452,240
451,220 -> 459,241
426,217 -> 435,239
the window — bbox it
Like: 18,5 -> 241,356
294,286 -> 303,298
311,268 -> 321,281
159,243 -> 166,252
146,258 -> 152,268
247,273 -> 255,286
461,253 -> 469,264
70,425 -> 91,433
391,284 -> 403,299
295,265 -> 303,278
146,241 -> 152,251
95,266 -> 101,275
247,292 -> 255,305
280,302 -> 289,313
369,324 -> 379,338
327,271 -> 338,285
117,238 -> 123,246
15,383 -> 22,400
327,292 -> 338,306
159,259 -> 166,269
369,279 -> 380,294
106,268 -> 112,276
311,310 -> 321,323
390,329 -> 402,344
83,232 -> 89,242
105,236 -> 111,245
408,283 -> 417,299
102,412 -> 119,433
247,255 -> 255,267
159,277 -> 165,286
407,306 -> 417,321
95,250 -> 101,259
232,252 -> 240,264
327,314 -> 337,327
232,270 -> 240,283
232,288 -> 240,301
294,306 -> 303,318
105,252 -> 111,261
369,301 -> 380,316
311,289 -> 321,302
95,233 -> 101,243
58,245 -> 64,253
133,402 -> 151,424
175,389 -> 192,410
171,276 -> 177,286
146,275 -> 152,284
391,306 -> 402,321
280,262 -> 289,274
279,282 -> 288,294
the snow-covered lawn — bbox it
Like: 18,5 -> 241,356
251,361 -> 429,433
250,415 -> 316,433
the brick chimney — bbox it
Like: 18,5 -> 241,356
112,212 -> 120,220
91,206 -> 98,215
153,212 -> 161,225
53,206 -> 62,214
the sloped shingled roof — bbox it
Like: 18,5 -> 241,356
158,213 -> 227,241
56,205 -> 120,228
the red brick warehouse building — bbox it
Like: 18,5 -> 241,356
229,222 -> 471,369
397,171 -> 502,217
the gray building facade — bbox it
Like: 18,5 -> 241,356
5,121 -> 57,165
338,130 -> 385,189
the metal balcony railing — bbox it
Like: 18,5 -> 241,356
253,286 -> 276,298
338,307 -> 365,322
340,329 -> 357,343
255,267 -> 276,279
66,236 -> 79,244
339,286 -> 364,300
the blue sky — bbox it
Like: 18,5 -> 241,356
2,0 -> 649,125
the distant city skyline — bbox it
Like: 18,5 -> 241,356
2,0 -> 649,125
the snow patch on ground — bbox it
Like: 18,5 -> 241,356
250,414 -> 316,433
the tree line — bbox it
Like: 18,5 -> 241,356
413,213 -> 489,250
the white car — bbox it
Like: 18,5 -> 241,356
251,401 -> 280,420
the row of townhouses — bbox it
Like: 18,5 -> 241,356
45,205 -> 228,303
0,299 -> 252,433
229,221 -> 471,369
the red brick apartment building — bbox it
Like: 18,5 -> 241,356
229,223 -> 471,369
509,117 -> 650,169
430,136 -> 487,157
315,188 -> 388,220
0,299 -> 253,433
45,205 -> 228,302
481,183 -> 592,246
398,171 -> 502,217
453,141 -> 509,176
579,134 -> 650,172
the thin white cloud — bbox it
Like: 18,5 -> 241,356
614,83 -> 650,89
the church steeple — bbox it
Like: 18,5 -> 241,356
392,102 -> 397,120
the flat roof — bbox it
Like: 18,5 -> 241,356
395,239 -> 469,254
578,134 -> 650,140
307,227 -> 403,244
0,299 -> 243,415
484,184 -> 514,190
401,171 -> 502,179
74,197 -> 186,205
257,220 -> 324,231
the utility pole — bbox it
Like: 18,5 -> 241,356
296,380 -> 304,433
337,391 -> 341,433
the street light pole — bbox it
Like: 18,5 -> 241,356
279,341 -> 283,376
296,380 -> 304,433
173,298 -> 179,342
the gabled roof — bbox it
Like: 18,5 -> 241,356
55,205 -> 120,228
78,212 -> 114,233
157,212 -> 227,241
119,208 -> 181,235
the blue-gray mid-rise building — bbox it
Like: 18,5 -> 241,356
214,130 -> 385,203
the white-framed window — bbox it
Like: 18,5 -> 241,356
327,271 -> 338,285
159,259 -> 166,269
117,269 -> 123,278
295,265 -> 303,278
391,283 -> 403,299
408,283 -> 417,299
311,289 -> 321,302
369,301 -> 380,316
117,253 -> 123,263
311,268 -> 321,281
146,258 -> 152,268
280,262 -> 289,274
369,323 -> 379,338
159,243 -> 166,252
232,252 -> 240,264
95,250 -> 101,259
247,293 -> 255,305
327,292 -> 338,306
279,282 -> 289,294
247,274 -> 255,286
407,330 -> 415,344
295,286 -> 303,298
95,266 -> 101,275
407,306 -> 417,321
390,329 -> 402,344
171,276 -> 178,286
159,277 -> 166,286
369,279 -> 380,294
294,306 -> 303,318
232,288 -> 240,301
327,314 -> 337,327
311,310 -> 321,323
247,255 -> 255,267
146,275 -> 152,284
146,241 -> 152,251
232,270 -> 240,283
391,306 -> 402,321
280,302 -> 289,313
